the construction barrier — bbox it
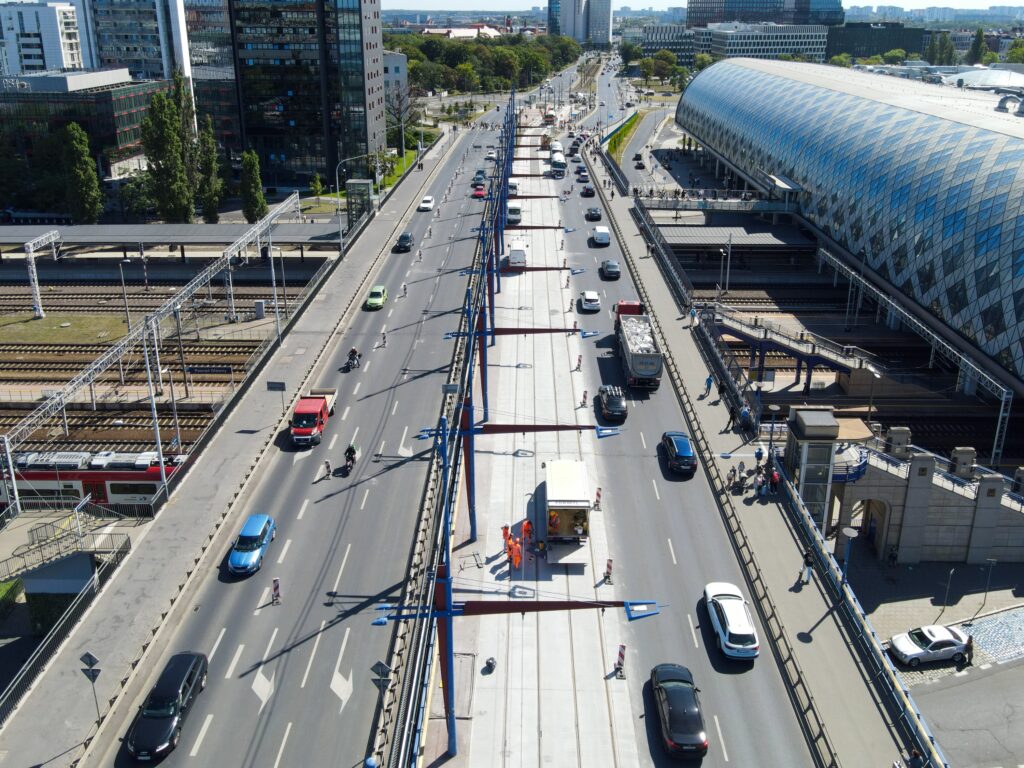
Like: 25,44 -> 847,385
615,644 -> 626,679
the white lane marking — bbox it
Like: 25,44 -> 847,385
387,308 -> 393,318
331,544 -> 351,596
405,269 -> 410,277
667,538 -> 677,565
209,627 -> 226,662
331,627 -> 354,713
688,614 -> 700,648
225,644 -> 244,679
252,628 -> 278,714
297,499 -> 309,520
639,432 -> 646,450
379,440 -> 386,457
341,405 -> 350,421
398,426 -> 411,457
363,360 -> 372,373
360,489 -> 370,510
714,715 -> 729,761
352,382 -> 361,395
277,539 -> 292,565
254,588 -> 270,616
352,426 -> 360,443
292,450 -> 310,465
272,721 -> 293,768
329,434 -> 338,450
391,400 -> 399,416
381,325 -> 387,334
301,620 -> 327,689
651,479 -> 660,501
189,713 -> 214,757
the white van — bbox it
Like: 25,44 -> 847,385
591,226 -> 611,247
506,202 -> 522,225
507,239 -> 528,269
507,180 -> 519,197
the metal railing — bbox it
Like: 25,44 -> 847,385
0,531 -> 129,582
0,534 -> 131,726
632,199 -> 694,306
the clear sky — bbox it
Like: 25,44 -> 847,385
385,1 -> 1004,13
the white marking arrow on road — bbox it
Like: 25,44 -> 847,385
331,627 -> 353,713
252,627 -> 278,714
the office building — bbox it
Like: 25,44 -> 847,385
641,24 -> 695,65
826,22 -> 925,60
231,0 -> 385,185
383,49 -> 407,96
92,0 -> 190,81
0,2 -> 82,75
688,0 -> 842,28
0,68 -> 170,178
588,0 -> 611,45
183,0 -> 240,154
697,22 -> 828,62
560,0 -> 587,42
677,58 -> 1024,379
784,0 -> 844,25
667,6 -> 687,22
548,0 -> 561,34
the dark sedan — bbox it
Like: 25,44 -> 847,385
662,431 -> 697,474
600,259 -> 621,279
126,652 -> 208,761
585,207 -> 603,221
599,385 -> 627,421
581,185 -> 596,197
650,664 -> 708,758
395,232 -> 414,252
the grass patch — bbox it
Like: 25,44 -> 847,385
381,149 -> 417,189
0,313 -> 130,344
0,580 -> 23,604
608,111 -> 645,164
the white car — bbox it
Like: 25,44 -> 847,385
579,291 -> 601,312
599,100 -> 606,106
888,625 -> 969,667
486,150 -> 497,161
418,196 -> 435,211
703,582 -> 759,660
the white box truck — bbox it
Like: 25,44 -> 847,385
542,459 -> 592,565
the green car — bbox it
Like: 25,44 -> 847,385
365,285 -> 387,310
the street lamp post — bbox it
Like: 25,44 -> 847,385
867,371 -> 882,437
981,558 -> 997,610
767,404 -> 781,465
117,259 -> 132,329
841,526 -> 859,585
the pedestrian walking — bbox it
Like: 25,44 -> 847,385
381,330 -> 387,348
690,307 -> 698,327
501,523 -> 510,549
323,460 -> 332,480
512,538 -> 522,570
801,550 -> 814,585
754,446 -> 764,468
906,749 -> 925,768
965,635 -> 974,664
759,471 -> 768,497
522,519 -> 533,546
272,577 -> 282,605
737,460 -> 746,482
770,469 -> 780,494
727,466 -> 737,489
717,380 -> 726,400
402,282 -> 408,298
704,374 -> 713,397
726,405 -> 737,429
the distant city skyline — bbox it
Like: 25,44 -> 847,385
382,0 -> 1009,13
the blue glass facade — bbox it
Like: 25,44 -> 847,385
676,60 -> 1024,378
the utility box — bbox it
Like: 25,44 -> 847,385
887,426 -> 911,459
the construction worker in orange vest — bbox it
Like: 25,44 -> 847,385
522,519 -> 533,546
511,537 -> 522,570
501,524 -> 510,549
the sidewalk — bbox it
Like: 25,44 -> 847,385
0,130 -> 463,767
586,147 -> 907,764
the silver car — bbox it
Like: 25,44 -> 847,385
888,625 -> 969,667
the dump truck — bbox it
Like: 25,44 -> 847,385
289,387 -> 338,447
542,459 -> 592,566
615,301 -> 663,390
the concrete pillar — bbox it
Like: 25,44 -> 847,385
950,447 -> 976,479
795,357 -> 803,384
887,426 -> 912,459
1013,466 -> 1024,494
967,474 -> 1005,563
898,454 -> 937,564
179,244 -> 186,262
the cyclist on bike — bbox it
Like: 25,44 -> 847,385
345,442 -> 358,468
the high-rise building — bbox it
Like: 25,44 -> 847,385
183,0 -> 241,154
230,0 -> 385,185
642,24 -> 695,65
383,49 -> 407,96
548,0 -> 561,35
0,2 -> 83,75
92,0 -> 191,81
688,0 -> 841,28
560,0 -> 587,42
588,0 -> 612,45
784,0 -> 844,25
705,22 -> 828,61
826,22 -> 925,60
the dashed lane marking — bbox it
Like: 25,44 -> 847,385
277,539 -> 291,565
298,499 -> 309,520
225,644 -> 244,679
189,713 -> 214,757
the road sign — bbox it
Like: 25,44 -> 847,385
266,381 -> 286,392
80,652 -> 99,668
187,365 -> 234,375
81,668 -> 101,682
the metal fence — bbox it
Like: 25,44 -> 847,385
0,531 -> 129,582
632,199 -> 693,306
0,534 -> 130,726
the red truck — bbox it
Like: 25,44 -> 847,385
615,301 -> 663,389
289,387 -> 338,447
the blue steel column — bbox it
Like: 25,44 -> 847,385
437,414 -> 457,756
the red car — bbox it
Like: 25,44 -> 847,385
472,187 -> 487,199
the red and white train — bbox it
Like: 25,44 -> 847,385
1,450 -> 186,511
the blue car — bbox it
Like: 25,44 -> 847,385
662,432 -> 697,474
228,514 -> 276,575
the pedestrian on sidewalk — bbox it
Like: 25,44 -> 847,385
717,380 -> 726,401
770,468 -> 780,494
906,749 -> 925,768
965,635 -> 974,665
690,307 -> 698,327
511,537 -> 522,570
727,466 -> 737,490
704,374 -> 713,397
402,282 -> 408,298
801,550 -> 814,585
725,405 -> 737,430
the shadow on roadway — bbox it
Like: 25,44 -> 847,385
312,447 -> 432,504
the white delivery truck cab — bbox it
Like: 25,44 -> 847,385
507,238 -> 528,269
507,201 -> 522,225
591,226 -> 611,246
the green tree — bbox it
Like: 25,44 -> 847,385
492,47 -> 521,82
619,41 -> 643,63
61,122 -> 103,223
858,54 -> 884,65
172,70 -> 198,193
653,49 -> 677,68
966,28 -> 986,65
196,115 -> 223,223
694,53 -> 714,71
829,53 -> 853,67
141,91 -> 193,222
454,62 -> 480,91
982,50 -> 999,65
240,150 -> 268,224
653,57 -> 673,82
309,171 -> 324,203
882,48 -> 906,64
937,33 -> 957,65
119,171 -> 155,221
1008,39 -> 1024,64
639,57 -> 655,84
671,65 -> 691,89
924,35 -> 938,64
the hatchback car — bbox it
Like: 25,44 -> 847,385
486,150 -> 497,160
581,185 -> 596,197
228,514 -> 277,575
578,171 -> 591,183
365,285 -> 388,310
471,179 -> 486,189
888,625 -> 969,667
650,664 -> 708,758
395,232 -> 414,252
598,384 -> 627,421
125,652 -> 208,761
662,431 -> 696,474
600,259 -> 621,279
585,207 -> 602,222
579,290 -> 601,312
704,582 -> 760,660
472,187 -> 487,199
418,196 -> 435,211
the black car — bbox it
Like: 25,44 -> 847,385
126,652 -> 208,761
632,152 -> 643,161
650,664 -> 708,758
635,160 -> 646,169
581,185 -> 596,197
599,385 -> 628,421
662,431 -> 697,474
600,259 -> 621,279
585,207 -> 603,221
395,232 -> 414,252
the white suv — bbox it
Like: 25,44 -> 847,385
703,582 -> 759,660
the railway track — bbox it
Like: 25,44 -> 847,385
0,341 -> 260,356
